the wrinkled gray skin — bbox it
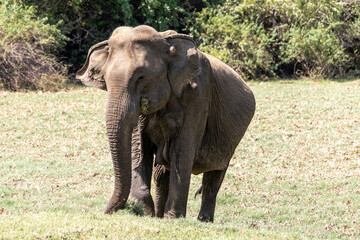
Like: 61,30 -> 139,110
76,25 -> 255,222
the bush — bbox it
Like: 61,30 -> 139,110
191,4 -> 276,79
0,0 -> 68,91
0,0 -> 206,90
190,0 -> 360,79
23,0 -> 193,70
283,26 -> 350,78
138,0 -> 189,31
3,0 -> 359,87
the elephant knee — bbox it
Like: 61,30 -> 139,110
153,165 -> 169,184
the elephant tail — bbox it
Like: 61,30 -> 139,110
194,185 -> 203,199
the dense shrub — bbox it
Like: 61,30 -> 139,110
0,0 -> 68,91
190,0 -> 360,79
138,0 -> 188,31
2,0 -> 360,90
0,0 -> 207,90
23,0 -> 196,70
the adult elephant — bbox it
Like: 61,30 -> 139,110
76,25 -> 255,222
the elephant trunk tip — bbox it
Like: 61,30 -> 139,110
103,197 -> 127,214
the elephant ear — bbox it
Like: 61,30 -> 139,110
76,40 -> 109,91
162,32 -> 200,98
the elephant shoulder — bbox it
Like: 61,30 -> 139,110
202,52 -> 247,87
200,52 -> 256,142
202,52 -> 255,112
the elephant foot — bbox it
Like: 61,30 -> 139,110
128,197 -> 155,216
129,188 -> 155,216
164,209 -> 185,219
163,212 -> 176,219
197,214 -> 214,223
143,203 -> 155,216
103,196 -> 127,214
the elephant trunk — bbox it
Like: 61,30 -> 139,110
104,91 -> 139,214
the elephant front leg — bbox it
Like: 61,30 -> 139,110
198,169 -> 227,222
164,149 -> 194,218
163,111 -> 208,218
161,94 -> 208,218
130,123 -> 155,216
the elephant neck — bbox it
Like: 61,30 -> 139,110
144,95 -> 183,167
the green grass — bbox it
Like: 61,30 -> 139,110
0,80 -> 359,239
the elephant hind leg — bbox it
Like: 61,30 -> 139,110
198,169 -> 227,222
153,164 -> 170,218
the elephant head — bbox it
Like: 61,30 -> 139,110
76,25 -> 200,213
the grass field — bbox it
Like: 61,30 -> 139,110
0,80 -> 359,239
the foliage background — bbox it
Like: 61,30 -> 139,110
191,0 -> 360,79
1,0 -> 360,90
0,0 -> 68,90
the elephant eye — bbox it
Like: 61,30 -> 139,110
135,76 -> 150,91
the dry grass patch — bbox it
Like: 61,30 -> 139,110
0,80 -> 359,239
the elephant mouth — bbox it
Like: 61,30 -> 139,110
140,97 -> 149,115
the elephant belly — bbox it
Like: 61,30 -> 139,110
191,112 -> 244,174
191,146 -> 235,175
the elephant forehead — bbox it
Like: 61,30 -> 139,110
110,25 -> 163,45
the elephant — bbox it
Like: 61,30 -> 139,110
76,25 -> 255,222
